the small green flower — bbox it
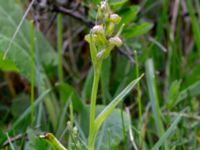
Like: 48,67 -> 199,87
110,14 -> 121,24
109,36 -> 122,47
91,25 -> 104,35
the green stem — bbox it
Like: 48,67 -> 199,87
30,21 -> 35,127
69,101 -> 74,149
57,13 -> 64,84
69,102 -> 74,130
88,64 -> 102,150
134,50 -> 143,146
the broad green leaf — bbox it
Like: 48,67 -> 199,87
0,0 -> 60,130
123,22 -> 153,38
79,105 -> 130,149
92,0 -> 100,4
0,51 -> 19,72
0,0 -> 57,80
96,106 -> 130,150
152,113 -> 182,150
119,5 -> 140,25
109,0 -> 128,10
58,83 -> 84,112
95,74 -> 143,133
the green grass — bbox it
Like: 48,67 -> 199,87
0,0 -> 200,150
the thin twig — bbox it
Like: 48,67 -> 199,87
118,48 -> 135,64
3,133 -> 25,149
44,13 -> 57,35
52,6 -> 94,27
6,133 -> 15,150
148,36 -> 167,52
181,0 -> 187,16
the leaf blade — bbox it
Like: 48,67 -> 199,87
152,113 -> 182,150
95,74 -> 143,132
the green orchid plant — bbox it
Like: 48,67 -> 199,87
40,1 -> 143,150
85,1 -> 143,149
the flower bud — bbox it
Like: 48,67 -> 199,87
91,25 -> 104,35
100,1 -> 107,11
84,34 -> 90,43
109,36 -> 122,47
110,14 -> 121,24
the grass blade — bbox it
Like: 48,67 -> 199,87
12,89 -> 51,129
30,21 -> 35,127
95,74 -> 143,132
152,112 -> 182,150
174,80 -> 200,107
57,13 -> 64,84
145,59 -> 167,149
186,0 -> 200,54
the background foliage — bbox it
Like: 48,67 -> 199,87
0,0 -> 200,149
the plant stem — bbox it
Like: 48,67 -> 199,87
134,50 -> 143,146
88,64 -> 102,150
69,101 -> 74,149
30,21 -> 35,127
69,101 -> 74,130
57,13 -> 64,84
